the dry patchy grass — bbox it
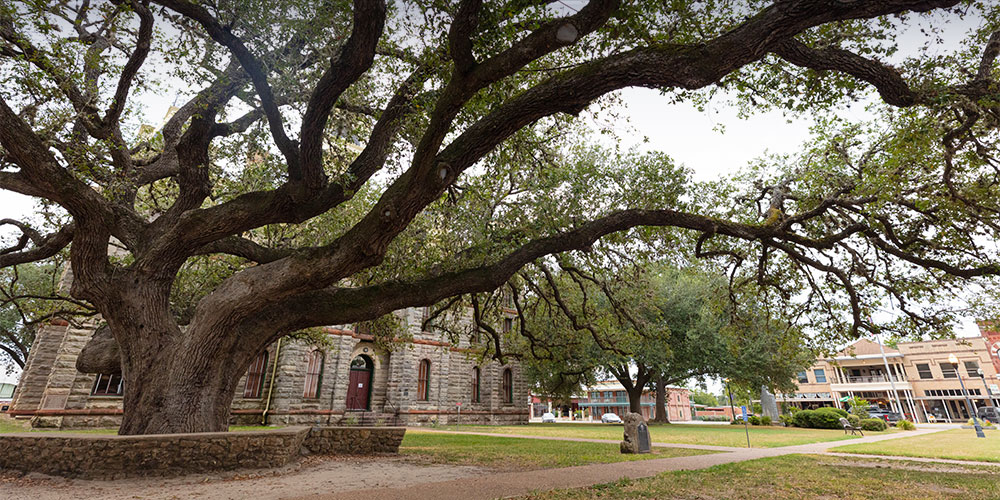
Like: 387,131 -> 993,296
524,454 -> 1000,499
400,430 -> 714,471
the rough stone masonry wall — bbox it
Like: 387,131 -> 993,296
0,426 -> 404,479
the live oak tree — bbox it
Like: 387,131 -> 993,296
518,263 -> 810,420
2,0 -> 1000,434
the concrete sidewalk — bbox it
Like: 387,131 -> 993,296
295,426 -> 972,500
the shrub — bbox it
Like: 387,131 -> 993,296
895,419 -> 916,430
819,407 -> 848,418
748,415 -> 761,425
731,418 -> 743,425
860,418 -> 888,431
967,418 -> 996,429
778,414 -> 793,426
790,408 -> 845,429
809,408 -> 846,429
760,415 -> 772,426
846,414 -> 861,427
792,409 -> 813,428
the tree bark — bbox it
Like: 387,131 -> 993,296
103,280 -> 267,435
652,375 -> 670,423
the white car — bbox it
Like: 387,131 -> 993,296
601,412 -> 623,424
541,412 -> 557,423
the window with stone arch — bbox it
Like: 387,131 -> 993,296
243,351 -> 268,399
417,359 -> 431,401
472,366 -> 481,403
303,350 -> 324,399
502,367 -> 513,404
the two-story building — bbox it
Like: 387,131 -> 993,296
577,381 -> 691,421
782,326 -> 1000,423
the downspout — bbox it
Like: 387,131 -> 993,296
261,338 -> 282,425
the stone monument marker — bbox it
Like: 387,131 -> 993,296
760,385 -> 780,421
620,412 -> 650,454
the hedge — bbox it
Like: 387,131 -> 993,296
791,407 -> 846,429
860,418 -> 888,431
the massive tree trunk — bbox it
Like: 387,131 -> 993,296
652,375 -> 669,423
97,280 -> 268,435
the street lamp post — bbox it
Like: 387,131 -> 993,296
950,354 -> 986,438
977,368 -> 996,409
724,378 -> 736,421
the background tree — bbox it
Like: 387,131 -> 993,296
519,263 -> 811,421
2,0 -> 1000,434
688,389 -> 719,408
0,256 -> 93,373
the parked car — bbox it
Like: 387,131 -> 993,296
601,413 -> 623,424
541,412 -> 557,423
977,406 -> 1000,424
865,407 -> 902,423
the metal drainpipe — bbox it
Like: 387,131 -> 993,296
261,338 -> 282,425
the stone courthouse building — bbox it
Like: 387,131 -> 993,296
10,307 -> 530,429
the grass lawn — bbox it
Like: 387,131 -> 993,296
0,416 -> 281,434
400,430 -> 715,470
832,428 -> 1000,462
428,423 -> 887,448
523,454 -> 1000,499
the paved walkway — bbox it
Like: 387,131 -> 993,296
294,426 -> 983,500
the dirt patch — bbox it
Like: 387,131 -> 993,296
0,454 -> 493,500
821,457 -> 998,475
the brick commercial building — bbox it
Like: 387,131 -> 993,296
577,381 -> 691,421
782,325 -> 1000,423
9,307 -> 529,429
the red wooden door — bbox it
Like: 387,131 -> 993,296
347,369 -> 371,410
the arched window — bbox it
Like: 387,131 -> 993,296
502,367 -> 513,404
417,359 -> 431,401
472,367 -> 481,403
243,351 -> 268,399
303,350 -> 324,399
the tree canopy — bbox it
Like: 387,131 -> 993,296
519,263 -> 812,415
1,0 -> 999,434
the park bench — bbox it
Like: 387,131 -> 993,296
839,417 -> 863,436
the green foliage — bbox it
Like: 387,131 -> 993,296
689,389 -> 719,407
895,419 -> 916,431
860,418 -> 888,432
967,418 -> 996,429
759,416 -> 771,426
748,415 -> 761,426
792,408 -> 845,429
778,414 -> 793,426
0,258 -> 91,373
847,414 -> 861,427
846,398 -> 870,419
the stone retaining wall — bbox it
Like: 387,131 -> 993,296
0,426 -> 405,479
301,427 -> 406,454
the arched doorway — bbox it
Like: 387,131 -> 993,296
346,355 -> 374,410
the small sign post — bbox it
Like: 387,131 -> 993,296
741,405 -> 751,449
456,401 -> 461,428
